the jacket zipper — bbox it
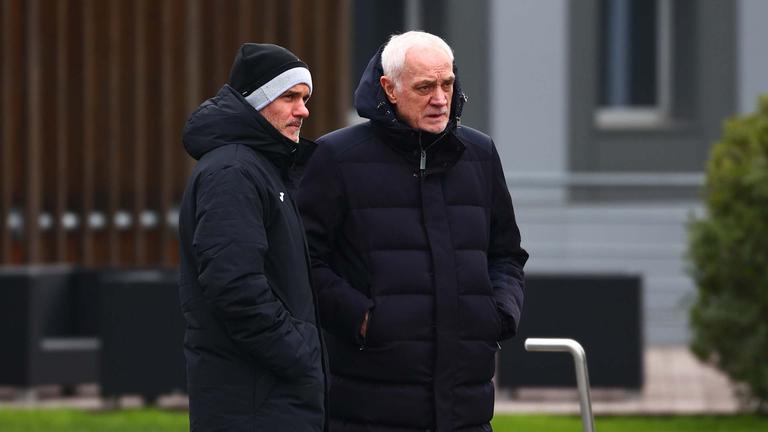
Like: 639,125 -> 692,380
418,130 -> 453,178
419,149 -> 427,176
419,132 -> 426,178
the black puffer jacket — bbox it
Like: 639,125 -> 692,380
297,48 -> 528,431
178,85 -> 325,432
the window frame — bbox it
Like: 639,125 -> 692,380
595,0 -> 674,130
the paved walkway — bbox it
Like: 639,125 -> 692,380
495,345 -> 741,415
0,346 -> 743,415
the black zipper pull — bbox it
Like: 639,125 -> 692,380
418,132 -> 426,177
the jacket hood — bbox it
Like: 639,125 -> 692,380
182,85 -> 315,167
353,44 -> 466,133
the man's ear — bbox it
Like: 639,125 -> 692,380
380,75 -> 397,104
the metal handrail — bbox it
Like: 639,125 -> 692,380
525,338 -> 596,432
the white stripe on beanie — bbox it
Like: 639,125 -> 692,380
245,67 -> 313,111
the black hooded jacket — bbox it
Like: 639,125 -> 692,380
178,85 -> 325,431
297,48 -> 528,431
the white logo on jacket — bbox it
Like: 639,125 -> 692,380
279,192 -> 285,202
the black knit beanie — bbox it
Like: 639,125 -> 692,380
228,43 -> 312,110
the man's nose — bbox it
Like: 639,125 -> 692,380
295,100 -> 310,118
430,88 -> 448,106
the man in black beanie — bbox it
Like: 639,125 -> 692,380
178,43 -> 325,431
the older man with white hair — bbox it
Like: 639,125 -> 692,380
298,31 -> 528,432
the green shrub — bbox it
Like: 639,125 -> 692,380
688,95 -> 768,413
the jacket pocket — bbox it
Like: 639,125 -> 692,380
188,384 -> 257,431
490,297 -> 504,340
290,319 -> 323,379
253,372 -> 277,410
359,307 -> 373,350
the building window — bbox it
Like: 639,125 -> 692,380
596,0 -> 673,128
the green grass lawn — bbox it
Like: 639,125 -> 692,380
493,414 -> 768,431
0,409 -> 187,432
0,409 -> 766,431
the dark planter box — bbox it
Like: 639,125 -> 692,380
498,274 -> 643,390
0,266 -> 100,387
99,269 -> 186,402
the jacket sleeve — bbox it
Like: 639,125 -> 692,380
296,144 -> 375,345
194,165 -> 317,378
488,142 -> 529,340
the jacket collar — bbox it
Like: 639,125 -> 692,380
182,85 -> 316,173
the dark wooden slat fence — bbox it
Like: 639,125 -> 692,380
0,0 -> 350,266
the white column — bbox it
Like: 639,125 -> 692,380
490,0 -> 568,202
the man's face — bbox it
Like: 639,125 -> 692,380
380,46 -> 454,134
259,83 -> 310,142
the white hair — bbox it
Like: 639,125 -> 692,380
381,31 -> 454,86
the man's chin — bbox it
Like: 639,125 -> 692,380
282,130 -> 301,142
422,123 -> 448,134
